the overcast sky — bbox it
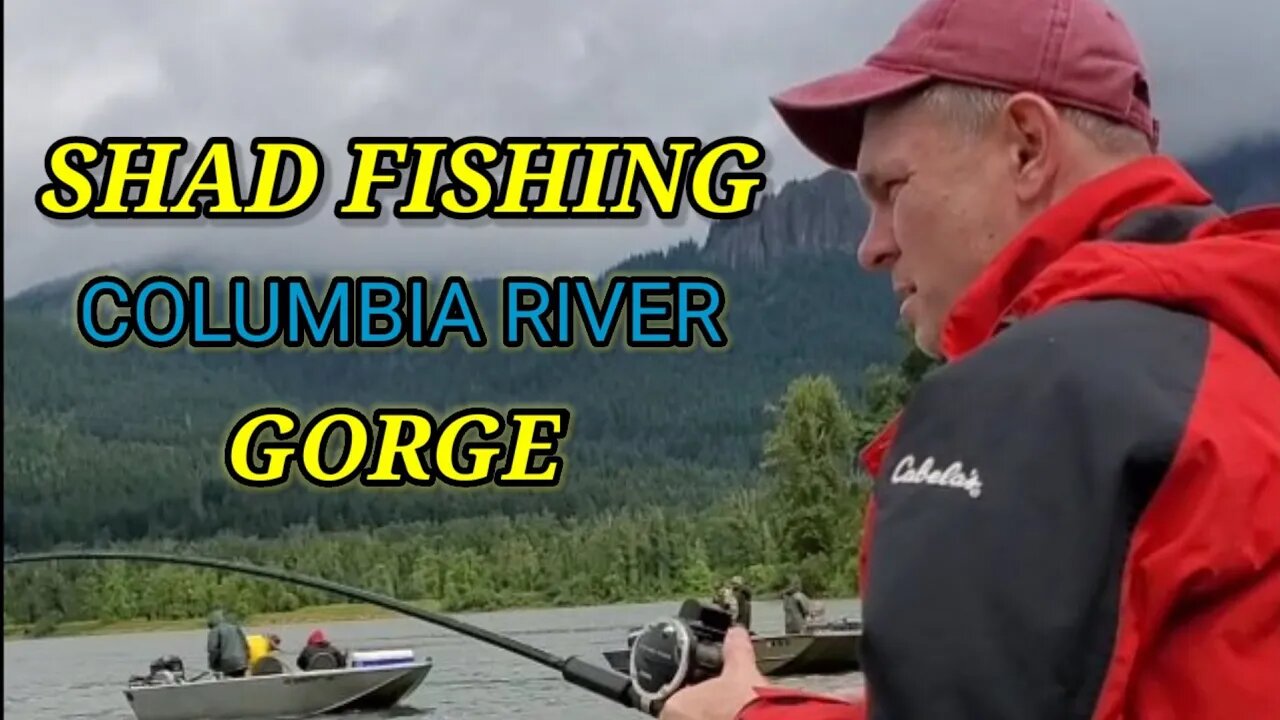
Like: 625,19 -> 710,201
4,0 -> 1277,298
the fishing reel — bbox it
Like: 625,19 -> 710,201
627,599 -> 730,714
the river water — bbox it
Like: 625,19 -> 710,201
4,599 -> 865,720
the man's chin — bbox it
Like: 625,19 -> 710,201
910,322 -> 944,359
894,313 -> 943,358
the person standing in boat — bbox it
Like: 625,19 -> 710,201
780,578 -> 812,635
205,609 -> 249,678
296,629 -> 348,671
729,576 -> 753,632
712,581 -> 739,622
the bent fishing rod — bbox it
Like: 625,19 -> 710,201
3,550 -> 731,715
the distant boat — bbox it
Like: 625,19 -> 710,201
123,648 -> 432,720
602,618 -> 863,678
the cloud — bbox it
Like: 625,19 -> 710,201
4,0 -> 1277,297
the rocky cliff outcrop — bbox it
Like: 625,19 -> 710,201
701,170 -> 868,269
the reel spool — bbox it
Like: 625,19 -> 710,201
627,599 -> 731,714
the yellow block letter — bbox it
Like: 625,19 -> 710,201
613,139 -> 697,218
299,409 -> 371,486
498,410 -> 569,485
434,409 -> 504,485
365,410 -> 436,486
225,409 -> 300,487
438,140 -> 500,217
336,140 -> 407,217
492,141 -> 578,215
245,139 -> 323,216
688,138 -> 766,219
171,139 -> 242,216
36,138 -> 102,218
96,139 -> 187,215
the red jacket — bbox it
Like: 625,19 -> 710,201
739,156 -> 1280,720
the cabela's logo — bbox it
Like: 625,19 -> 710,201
890,454 -> 983,499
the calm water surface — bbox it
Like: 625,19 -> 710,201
4,599 -> 864,720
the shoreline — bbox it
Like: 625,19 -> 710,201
5,592 -> 855,641
3,599 -> 449,640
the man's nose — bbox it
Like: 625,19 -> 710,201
857,214 -> 898,271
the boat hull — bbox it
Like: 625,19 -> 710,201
123,661 -> 432,720
752,631 -> 861,675
604,631 -> 861,678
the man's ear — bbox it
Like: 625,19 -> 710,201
999,92 -> 1062,203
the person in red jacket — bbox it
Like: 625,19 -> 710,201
659,0 -> 1280,718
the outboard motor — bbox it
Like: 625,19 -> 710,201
149,655 -> 185,677
130,655 -> 186,686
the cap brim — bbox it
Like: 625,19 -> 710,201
770,63 -> 934,171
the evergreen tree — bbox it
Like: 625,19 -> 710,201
761,375 -> 861,595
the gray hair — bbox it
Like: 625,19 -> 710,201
906,81 -> 1153,156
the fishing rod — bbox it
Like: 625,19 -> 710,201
3,550 -> 730,716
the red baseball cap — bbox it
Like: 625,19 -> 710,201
770,0 -> 1159,171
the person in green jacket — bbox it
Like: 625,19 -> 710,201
730,576 -> 753,631
205,609 -> 249,678
781,578 -> 812,635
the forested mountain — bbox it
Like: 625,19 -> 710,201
4,135 -> 1277,557
3,181 -> 900,553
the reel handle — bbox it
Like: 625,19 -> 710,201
693,642 -> 724,672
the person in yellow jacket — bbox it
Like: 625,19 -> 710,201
245,632 -> 281,672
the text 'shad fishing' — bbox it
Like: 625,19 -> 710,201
35,136 -> 766,221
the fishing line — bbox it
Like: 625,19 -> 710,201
3,550 -> 643,712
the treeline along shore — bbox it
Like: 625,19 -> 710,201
4,344 -> 930,639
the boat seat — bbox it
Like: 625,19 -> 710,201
251,655 -> 285,676
306,650 -> 340,670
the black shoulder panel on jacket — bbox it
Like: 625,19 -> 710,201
862,299 -> 1208,720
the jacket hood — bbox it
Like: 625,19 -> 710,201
207,610 -> 224,627
939,155 -> 1280,374
1011,204 -> 1280,377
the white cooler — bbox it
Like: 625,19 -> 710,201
350,648 -> 416,668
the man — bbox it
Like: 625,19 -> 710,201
780,578 -> 811,634
659,0 -> 1280,718
205,609 -> 249,678
296,629 -> 347,671
730,576 -> 752,631
713,581 -> 740,622
245,631 -> 281,673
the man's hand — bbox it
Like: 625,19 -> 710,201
658,626 -> 771,720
